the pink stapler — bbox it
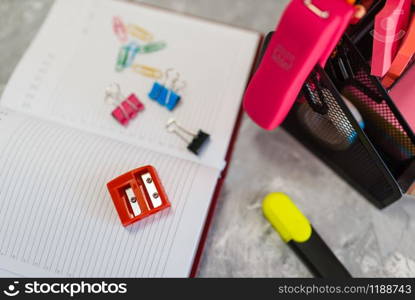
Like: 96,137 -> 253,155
371,0 -> 411,77
243,0 -> 355,130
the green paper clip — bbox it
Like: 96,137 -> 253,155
141,41 -> 167,53
116,45 -> 130,72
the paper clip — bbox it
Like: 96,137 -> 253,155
132,64 -> 163,79
166,118 -> 210,155
105,83 -> 144,126
125,42 -> 140,67
113,16 -> 128,43
141,41 -> 167,53
116,45 -> 130,72
116,42 -> 140,71
127,24 -> 153,42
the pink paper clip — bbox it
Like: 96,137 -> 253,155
113,16 -> 128,43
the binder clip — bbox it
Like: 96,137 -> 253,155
113,16 -> 128,43
116,42 -> 140,72
148,68 -> 172,103
105,83 -> 144,126
107,165 -> 170,226
166,75 -> 186,111
166,118 -> 210,155
148,69 -> 185,111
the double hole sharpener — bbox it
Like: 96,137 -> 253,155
107,165 -> 170,226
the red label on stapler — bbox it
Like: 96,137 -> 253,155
107,165 -> 170,226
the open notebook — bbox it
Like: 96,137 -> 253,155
0,0 -> 260,277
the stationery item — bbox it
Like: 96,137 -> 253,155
243,0 -> 355,130
125,42 -> 140,67
112,16 -> 128,43
166,119 -> 210,155
107,165 -> 170,226
165,74 -> 185,111
105,83 -> 144,126
116,42 -> 140,71
262,193 -> 351,278
132,64 -> 163,79
148,68 -> 172,102
141,41 -> 167,53
0,0 -> 260,277
149,69 -> 184,111
127,24 -> 154,42
382,14 -> 415,88
115,45 -> 130,71
390,62 -> 415,132
371,0 -> 411,77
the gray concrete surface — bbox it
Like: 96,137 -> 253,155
1,0 -> 415,278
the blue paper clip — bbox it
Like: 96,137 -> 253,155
125,42 -> 140,67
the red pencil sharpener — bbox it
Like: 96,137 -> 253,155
107,165 -> 170,226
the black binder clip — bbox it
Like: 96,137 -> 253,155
166,118 -> 210,155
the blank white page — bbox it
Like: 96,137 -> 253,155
1,0 -> 260,170
0,109 -> 219,277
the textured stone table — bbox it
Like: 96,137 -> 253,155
1,0 -> 415,278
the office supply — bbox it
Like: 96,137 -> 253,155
382,14 -> 415,88
148,68 -> 172,103
165,73 -> 185,111
113,16 -> 128,43
127,24 -> 154,42
243,0 -> 355,130
107,165 -> 170,226
390,62 -> 415,132
262,192 -> 351,278
141,41 -> 167,53
132,64 -> 163,79
105,83 -> 144,126
125,42 -> 140,67
371,0 -> 411,77
0,0 -> 260,277
116,44 -> 130,71
166,119 -> 210,155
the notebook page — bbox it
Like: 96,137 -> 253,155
0,0 -> 260,170
0,108 -> 219,277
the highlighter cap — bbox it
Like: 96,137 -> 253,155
262,193 -> 312,243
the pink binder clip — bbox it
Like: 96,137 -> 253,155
113,16 -> 128,43
105,83 -> 145,126
243,0 -> 355,130
111,94 -> 145,126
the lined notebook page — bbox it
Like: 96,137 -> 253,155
1,0 -> 260,170
0,109 -> 219,277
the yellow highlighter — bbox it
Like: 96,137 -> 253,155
263,193 -> 351,278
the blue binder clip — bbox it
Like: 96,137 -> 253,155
148,68 -> 172,103
165,79 -> 185,111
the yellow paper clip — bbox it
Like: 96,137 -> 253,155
132,64 -> 163,79
127,24 -> 153,42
